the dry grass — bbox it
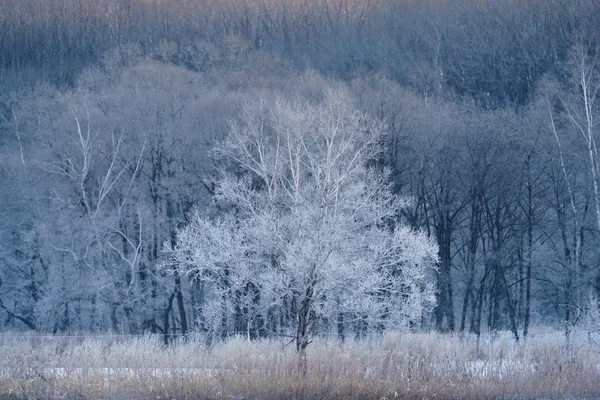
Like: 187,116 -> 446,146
0,329 -> 599,400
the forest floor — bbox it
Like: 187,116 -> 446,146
0,329 -> 599,399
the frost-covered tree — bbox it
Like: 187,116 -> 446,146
171,87 -> 438,371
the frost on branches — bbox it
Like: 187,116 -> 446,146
171,87 -> 438,360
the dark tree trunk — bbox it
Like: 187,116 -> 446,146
221,294 -> 229,340
501,272 -> 520,342
296,309 -> 310,377
435,222 -> 454,331
175,272 -> 187,336
523,238 -> 532,338
460,279 -> 473,332
337,312 -> 345,342
163,290 -> 175,346
234,287 -> 246,335
168,195 -> 187,337
295,275 -> 316,377
191,279 -> 205,332
523,163 -> 535,338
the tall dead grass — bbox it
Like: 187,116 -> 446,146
0,329 -> 598,399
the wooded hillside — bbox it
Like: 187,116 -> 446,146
2,0 -> 600,342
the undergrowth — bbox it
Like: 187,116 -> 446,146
0,330 -> 598,399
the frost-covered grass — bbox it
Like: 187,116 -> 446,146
0,329 -> 599,399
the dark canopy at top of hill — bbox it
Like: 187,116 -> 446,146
1,0 -> 599,108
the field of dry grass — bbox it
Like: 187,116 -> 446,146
0,330 -> 598,400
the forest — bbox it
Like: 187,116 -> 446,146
2,0 -> 600,347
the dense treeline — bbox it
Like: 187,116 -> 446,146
2,0 -> 600,342
3,0 -> 599,105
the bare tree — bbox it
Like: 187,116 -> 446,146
171,87 -> 438,373
544,41 -> 600,334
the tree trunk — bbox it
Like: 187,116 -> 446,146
220,294 -> 229,340
462,191 -> 481,333
163,291 -> 175,346
337,312 -> 345,342
503,275 -> 520,342
471,268 -> 488,337
523,238 -> 532,338
460,279 -> 473,332
296,281 -> 315,376
191,279 -> 204,332
175,272 -> 188,336
435,225 -> 454,331
296,321 -> 309,377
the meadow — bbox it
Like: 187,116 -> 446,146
1,330 -> 599,400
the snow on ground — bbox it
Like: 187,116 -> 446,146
0,367 -> 221,379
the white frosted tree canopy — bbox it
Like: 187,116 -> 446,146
171,88 -> 438,353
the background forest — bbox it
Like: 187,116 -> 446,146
2,0 -> 600,343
